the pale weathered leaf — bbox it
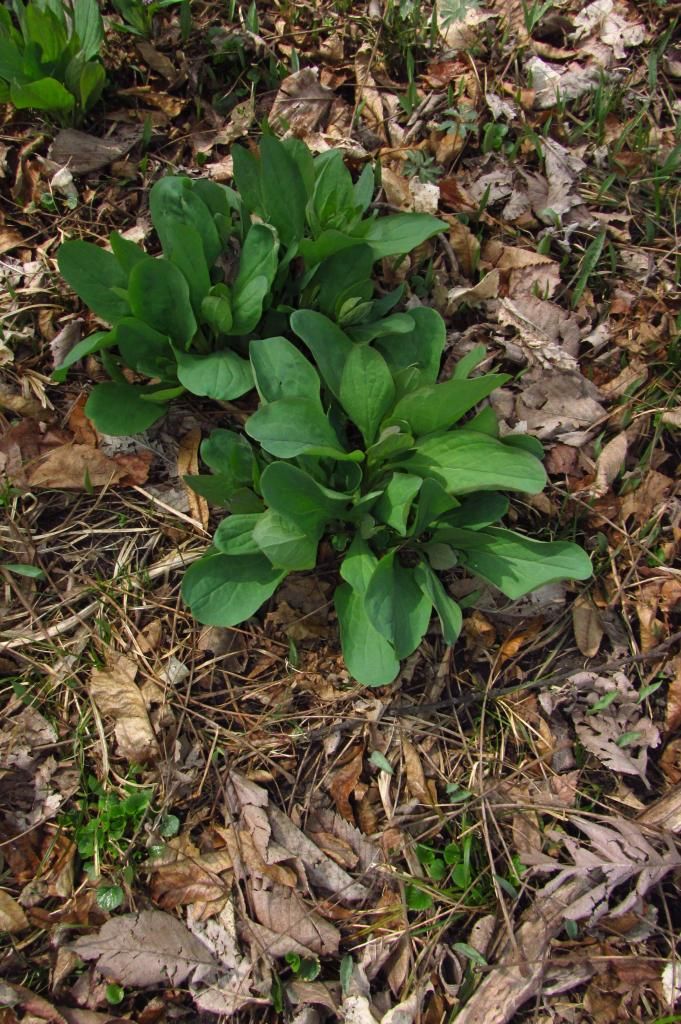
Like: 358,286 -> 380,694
0,889 -> 29,933
498,296 -> 580,370
590,432 -> 628,498
71,910 -> 216,986
572,594 -> 603,657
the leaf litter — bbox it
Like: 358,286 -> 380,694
1,0 -> 680,1021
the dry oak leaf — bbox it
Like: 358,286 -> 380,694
88,655 -> 159,764
269,68 -> 335,135
71,910 -> 215,987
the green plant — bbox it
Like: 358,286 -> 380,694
61,774 -> 153,877
181,325 -> 592,686
0,0 -> 105,124
110,0 -> 188,40
56,136 -> 444,434
404,149 -> 443,183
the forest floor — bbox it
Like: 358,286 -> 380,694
1,1 -> 680,1022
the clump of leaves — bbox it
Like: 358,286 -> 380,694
56,136 -> 443,434
0,0 -> 106,125
110,0 -> 187,39
182,316 -> 592,686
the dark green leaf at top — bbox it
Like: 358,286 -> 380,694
339,345 -> 396,446
250,336 -> 320,403
128,258 -> 197,348
58,240 -> 130,325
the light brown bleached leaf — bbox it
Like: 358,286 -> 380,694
354,47 -> 385,137
483,240 -> 559,299
88,655 -> 159,764
571,0 -> 646,60
572,594 -> 603,657
661,407 -> 681,429
177,427 -> 209,529
590,432 -> 628,498
251,884 -> 340,956
270,68 -> 334,135
664,656 -> 681,734
148,834 -> 233,909
402,735 -> 433,804
71,910 -> 215,986
498,296 -> 580,370
492,368 -> 606,441
0,889 -> 29,933
447,269 -> 499,311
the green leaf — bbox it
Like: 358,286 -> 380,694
52,330 -> 116,382
110,232 -> 148,274
357,213 -> 445,259
231,143 -> 263,216
290,310 -> 353,401
84,382 -> 166,435
402,430 -> 547,495
161,222 -> 211,314
128,258 -> 197,347
58,241 -> 130,325
250,336 -> 320,403
374,307 -> 445,386
369,750 -> 393,774
452,942 -> 487,967
72,0 -> 104,59
335,583 -> 400,687
175,347 -> 253,400
11,76 -> 74,111
149,176 -> 221,267
373,473 -> 422,536
246,397 -> 350,459
339,345 -> 396,446
260,462 -> 349,534
253,510 -> 320,570
234,222 -> 279,294
435,526 -> 593,598
230,275 -> 269,335
201,284 -> 233,334
96,885 -> 124,911
79,60 -> 105,112
440,492 -> 509,531
405,884 -> 433,911
201,429 -> 255,483
414,563 -> 462,644
259,134 -> 307,247
115,318 -> 175,379
311,150 -> 355,231
411,478 -> 459,536
1,562 -> 45,579
213,514 -> 261,555
365,427 -> 415,468
391,374 -> 509,436
339,535 -> 377,593
364,553 -> 433,660
182,552 -> 286,626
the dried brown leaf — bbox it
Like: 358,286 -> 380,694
269,69 -> 335,135
572,594 -> 604,657
88,655 -> 159,764
49,127 -> 141,175
71,910 -> 215,986
402,736 -> 433,804
447,270 -> 499,311
0,890 -> 29,934
498,296 -> 580,370
327,746 -> 364,822
590,433 -> 628,498
177,428 -> 209,529
251,884 -> 340,956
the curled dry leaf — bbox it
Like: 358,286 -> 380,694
88,654 -> 160,764
327,745 -> 364,822
590,433 -> 628,498
498,296 -> 581,370
447,270 -> 500,311
178,427 -> 209,529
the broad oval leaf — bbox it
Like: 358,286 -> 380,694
213,514 -> 262,555
11,76 -> 74,111
290,310 -> 353,401
58,241 -> 130,325
115,318 -> 175,380
391,374 -> 510,437
253,510 -> 320,570
356,212 -> 445,260
128,259 -> 197,347
414,562 -> 462,645
149,176 -> 221,267
175,347 -> 253,400
335,584 -> 400,687
364,553 -> 433,660
435,526 -> 593,599
250,336 -> 320,403
339,345 -> 396,446
402,430 -> 547,495
374,307 -> 445,386
246,397 -> 347,459
182,552 -> 286,626
201,429 -> 255,483
373,473 -> 422,536
260,461 -> 349,533
84,382 -> 166,435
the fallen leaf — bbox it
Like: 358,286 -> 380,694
327,746 -> 364,822
71,910 -> 215,986
49,127 -> 142,175
251,884 -> 340,956
0,226 -> 24,254
620,470 -> 673,524
0,889 -> 29,933
498,296 -> 581,370
269,69 -> 335,134
590,433 -> 628,498
526,55 -> 601,109
571,0 -> 646,59
178,428 -> 209,529
492,369 -> 606,441
447,269 -> 499,311
354,47 -> 385,137
664,656 -> 681,734
149,835 -> 233,909
88,655 -> 160,764
402,736 -> 433,804
572,594 -> 604,657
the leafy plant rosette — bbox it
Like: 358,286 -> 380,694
55,136 -> 443,435
182,311 -> 593,686
0,0 -> 105,124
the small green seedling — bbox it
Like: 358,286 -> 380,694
111,0 -> 188,39
0,0 -> 106,124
